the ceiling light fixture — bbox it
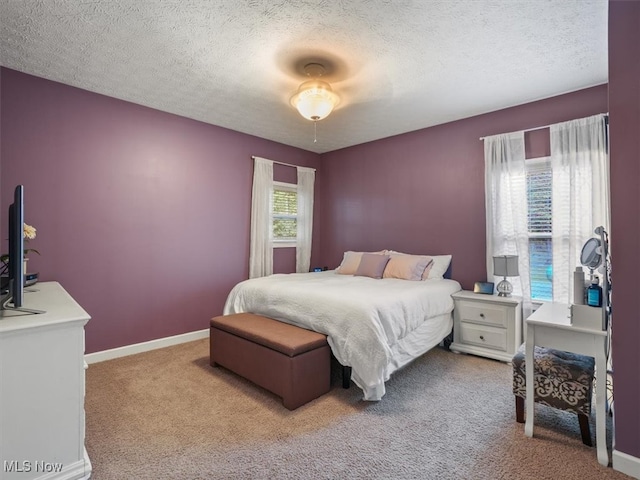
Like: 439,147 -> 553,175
290,63 -> 339,141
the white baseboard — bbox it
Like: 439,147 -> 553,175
613,449 -> 640,479
85,329 -> 209,364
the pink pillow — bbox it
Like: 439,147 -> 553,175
336,251 -> 385,275
383,254 -> 433,281
385,251 -> 434,280
421,261 -> 435,280
355,253 -> 391,279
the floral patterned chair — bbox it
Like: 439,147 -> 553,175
512,343 -> 595,446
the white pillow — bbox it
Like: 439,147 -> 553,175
427,255 -> 452,279
335,251 -> 362,275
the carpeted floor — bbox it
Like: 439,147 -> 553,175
85,339 -> 630,479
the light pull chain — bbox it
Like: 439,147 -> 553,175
314,121 -> 317,143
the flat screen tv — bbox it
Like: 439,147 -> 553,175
1,185 -> 43,314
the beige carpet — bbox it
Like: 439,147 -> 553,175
85,339 -> 630,480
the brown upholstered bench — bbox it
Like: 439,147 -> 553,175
210,313 -> 331,410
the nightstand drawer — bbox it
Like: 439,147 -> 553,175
459,322 -> 507,351
457,300 -> 508,328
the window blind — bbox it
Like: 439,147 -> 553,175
272,188 -> 297,240
527,168 -> 552,234
526,162 -> 552,300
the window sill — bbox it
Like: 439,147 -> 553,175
273,242 -> 296,249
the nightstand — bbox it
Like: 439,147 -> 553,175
450,290 -> 522,362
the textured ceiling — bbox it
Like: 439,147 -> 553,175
0,0 -> 608,154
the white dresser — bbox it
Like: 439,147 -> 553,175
450,290 -> 522,362
0,282 -> 91,480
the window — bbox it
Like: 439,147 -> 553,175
526,157 -> 552,301
272,182 -> 297,247
486,116 -> 608,307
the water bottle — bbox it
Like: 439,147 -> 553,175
573,267 -> 585,305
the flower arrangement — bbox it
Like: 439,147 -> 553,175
23,223 -> 36,240
23,223 -> 40,257
1,223 -> 40,266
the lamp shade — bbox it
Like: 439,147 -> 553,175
493,255 -> 519,277
290,79 -> 339,121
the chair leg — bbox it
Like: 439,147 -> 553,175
578,413 -> 592,447
515,396 -> 525,423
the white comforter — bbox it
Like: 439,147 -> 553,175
223,271 -> 461,400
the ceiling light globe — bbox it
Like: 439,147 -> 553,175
290,80 -> 339,121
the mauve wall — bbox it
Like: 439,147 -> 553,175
318,85 -> 608,290
0,68 -> 2,204
609,0 -> 640,462
0,68 -> 321,353
0,68 -> 3,214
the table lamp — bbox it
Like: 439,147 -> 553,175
493,255 -> 519,297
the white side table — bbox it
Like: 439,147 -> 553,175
450,291 -> 522,362
525,302 -> 609,466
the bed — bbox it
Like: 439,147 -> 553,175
223,262 -> 462,401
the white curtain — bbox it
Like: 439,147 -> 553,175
249,157 -> 273,278
484,132 -> 533,315
296,166 -> 315,273
550,114 -> 610,304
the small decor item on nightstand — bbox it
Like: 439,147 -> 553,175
493,255 -> 519,297
473,281 -> 495,295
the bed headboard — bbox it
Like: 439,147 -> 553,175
444,260 -> 453,279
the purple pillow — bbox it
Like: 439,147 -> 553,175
355,253 -> 391,279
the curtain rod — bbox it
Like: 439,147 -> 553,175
478,113 -> 608,141
251,156 -> 316,171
